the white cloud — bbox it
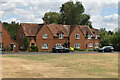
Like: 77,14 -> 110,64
81,1 -> 118,31
0,0 -> 118,31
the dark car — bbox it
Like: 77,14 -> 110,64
0,49 -> 4,54
98,46 -> 114,52
52,46 -> 70,53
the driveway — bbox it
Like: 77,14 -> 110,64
0,51 -> 119,55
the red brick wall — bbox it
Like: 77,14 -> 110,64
36,24 -> 69,51
16,25 -> 25,49
0,22 -> 19,51
70,25 -> 85,49
85,38 -> 100,49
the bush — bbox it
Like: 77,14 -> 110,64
28,48 -> 32,52
88,48 -> 93,51
70,47 -> 74,52
93,48 -> 99,51
29,45 -> 38,52
74,48 -> 87,51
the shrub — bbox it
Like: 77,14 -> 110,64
93,48 -> 99,51
74,48 -> 87,51
30,45 -> 38,52
88,48 -> 93,51
70,47 -> 74,52
28,48 -> 32,52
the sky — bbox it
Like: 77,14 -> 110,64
0,0 -> 119,31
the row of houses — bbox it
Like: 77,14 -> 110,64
0,21 -> 100,52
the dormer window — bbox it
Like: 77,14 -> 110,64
95,35 -> 98,39
88,35 -> 91,39
75,34 -> 79,39
59,34 -> 64,39
0,32 -> 2,38
43,34 -> 47,39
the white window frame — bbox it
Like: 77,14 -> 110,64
59,34 -> 64,39
0,32 -> 2,38
88,35 -> 91,39
75,34 -> 80,39
89,43 -> 93,47
95,35 -> 98,39
42,44 -> 48,49
56,44 -> 62,47
74,44 -> 80,49
42,34 -> 47,39
94,43 -> 98,48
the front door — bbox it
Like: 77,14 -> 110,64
10,43 -> 14,51
86,44 -> 88,49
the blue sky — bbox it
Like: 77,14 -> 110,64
101,6 -> 118,17
0,0 -> 118,31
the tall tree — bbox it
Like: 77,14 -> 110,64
60,1 -> 92,27
42,12 -> 62,24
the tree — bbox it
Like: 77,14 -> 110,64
42,12 -> 62,24
60,1 -> 92,27
23,37 -> 29,51
99,28 -> 113,47
111,29 -> 120,51
42,1 -> 92,28
3,21 -> 20,40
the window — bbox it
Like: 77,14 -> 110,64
42,44 -> 48,49
95,43 -> 98,48
88,35 -> 91,39
74,44 -> 80,49
95,35 -> 98,39
89,43 -> 93,47
0,43 -> 3,48
59,34 -> 64,39
43,34 -> 47,39
75,34 -> 79,39
56,44 -> 62,47
0,32 -> 2,38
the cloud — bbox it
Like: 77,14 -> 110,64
0,0 -> 118,31
81,1 -> 118,31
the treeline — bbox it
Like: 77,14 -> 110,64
3,21 -> 20,40
99,28 -> 120,51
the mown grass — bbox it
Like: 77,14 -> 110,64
2,53 -> 118,78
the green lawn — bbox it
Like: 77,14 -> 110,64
2,53 -> 118,78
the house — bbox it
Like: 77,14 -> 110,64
0,21 -> 19,52
16,22 -> 100,52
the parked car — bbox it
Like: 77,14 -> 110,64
0,49 -> 4,54
52,46 -> 70,53
98,46 -> 114,52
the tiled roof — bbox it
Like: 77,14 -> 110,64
20,23 -> 99,38
79,25 -> 94,37
91,29 -> 100,37
20,23 -> 43,36
47,24 -> 70,37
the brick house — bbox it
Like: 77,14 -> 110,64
0,21 -> 19,52
16,22 -> 100,52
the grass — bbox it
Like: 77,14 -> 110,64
2,53 -> 118,78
